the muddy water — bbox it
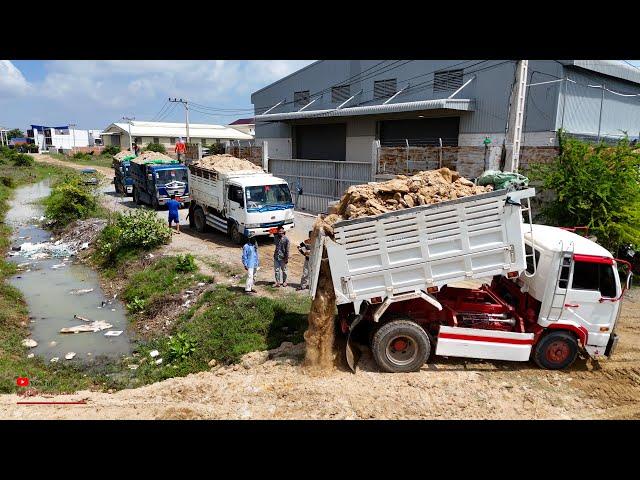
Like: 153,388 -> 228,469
5,180 -> 131,362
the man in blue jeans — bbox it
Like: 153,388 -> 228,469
167,194 -> 181,234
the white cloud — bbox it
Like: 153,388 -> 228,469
0,60 -> 31,98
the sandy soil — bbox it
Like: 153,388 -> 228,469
4,155 -> 637,420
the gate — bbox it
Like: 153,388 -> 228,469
268,158 -> 373,214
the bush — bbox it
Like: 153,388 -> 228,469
12,153 -> 34,167
43,175 -> 99,228
72,152 -> 90,160
209,143 -> 225,155
167,333 -> 197,362
145,142 -> 166,153
528,131 -> 640,252
175,253 -> 197,273
1,176 -> 16,188
94,209 -> 172,266
103,145 -> 121,156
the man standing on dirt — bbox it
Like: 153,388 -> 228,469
175,138 -> 186,162
242,237 -> 259,294
167,194 -> 181,234
296,231 -> 312,291
133,142 -> 140,156
273,226 -> 290,287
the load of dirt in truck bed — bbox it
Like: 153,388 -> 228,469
192,154 -> 263,174
113,151 -> 134,161
130,152 -> 175,165
305,168 -> 492,371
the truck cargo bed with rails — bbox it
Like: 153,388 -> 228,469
310,186 -> 632,373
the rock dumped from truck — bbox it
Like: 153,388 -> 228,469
305,168 -> 493,371
332,167 -> 492,223
130,152 -> 175,165
303,218 -> 337,372
192,154 -> 263,174
113,151 -> 135,161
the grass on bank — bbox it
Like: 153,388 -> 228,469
0,162 -> 98,393
47,152 -> 114,169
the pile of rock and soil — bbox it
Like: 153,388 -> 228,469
130,152 -> 175,164
113,151 -> 135,161
192,154 -> 263,173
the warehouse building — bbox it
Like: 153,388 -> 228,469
101,121 -> 253,151
251,60 -> 640,212
27,125 -> 103,152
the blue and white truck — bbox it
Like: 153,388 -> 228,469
112,154 -> 135,195
130,155 -> 190,209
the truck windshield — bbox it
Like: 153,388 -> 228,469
155,169 -> 187,183
245,184 -> 292,210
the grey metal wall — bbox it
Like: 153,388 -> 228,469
558,66 -> 640,139
253,60 -> 564,141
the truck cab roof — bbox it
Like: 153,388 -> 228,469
228,173 -> 288,187
524,224 -> 612,258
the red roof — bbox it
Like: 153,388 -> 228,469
229,118 -> 254,125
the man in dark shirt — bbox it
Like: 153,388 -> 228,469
273,226 -> 290,287
167,194 -> 181,234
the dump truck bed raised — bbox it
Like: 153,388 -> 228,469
310,188 -> 536,307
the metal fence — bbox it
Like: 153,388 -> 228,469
268,158 -> 373,214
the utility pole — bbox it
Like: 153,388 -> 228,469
69,123 -> 77,151
169,98 -> 190,143
504,60 -> 529,172
122,116 -> 135,151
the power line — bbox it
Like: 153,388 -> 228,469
151,99 -> 170,121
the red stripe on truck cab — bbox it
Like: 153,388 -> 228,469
573,254 -> 614,265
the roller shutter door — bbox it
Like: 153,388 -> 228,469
295,123 -> 346,161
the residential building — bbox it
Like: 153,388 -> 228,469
228,118 -> 255,137
27,125 -> 100,152
100,121 -> 253,151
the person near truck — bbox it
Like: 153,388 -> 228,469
296,231 -> 313,291
132,142 -> 140,156
167,194 -> 181,234
242,237 -> 259,294
273,226 -> 290,287
175,138 -> 186,162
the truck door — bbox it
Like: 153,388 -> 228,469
562,257 -> 620,347
227,185 -> 245,223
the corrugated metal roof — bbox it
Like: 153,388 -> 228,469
562,60 -> 640,85
255,98 -> 474,122
103,121 -> 253,140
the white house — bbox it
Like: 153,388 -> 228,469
27,124 -> 101,152
101,121 -> 254,151
228,118 -> 255,137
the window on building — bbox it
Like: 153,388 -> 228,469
170,137 -> 176,144
374,79 -> 397,100
294,90 -> 310,108
572,261 -> 617,297
433,69 -> 464,93
331,84 -> 351,103
135,137 -> 142,144
153,137 -> 159,144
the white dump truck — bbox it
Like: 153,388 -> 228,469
309,187 -> 632,372
187,163 -> 295,244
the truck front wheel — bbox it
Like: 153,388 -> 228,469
371,319 -> 431,373
230,223 -> 245,245
533,331 -> 578,370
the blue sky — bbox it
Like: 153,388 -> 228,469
0,60 -> 315,131
1,60 -> 639,132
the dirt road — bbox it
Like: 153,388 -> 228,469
3,154 -> 637,419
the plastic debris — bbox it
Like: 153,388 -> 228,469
27,353 -> 35,359
197,282 -> 206,287
65,352 -> 76,360
22,338 -> 38,348
50,357 -> 59,363
155,358 -> 163,365
49,341 -> 57,347
104,330 -> 123,337
60,320 -> 113,334
128,364 -> 139,370
51,263 -> 66,269
70,288 -> 94,295
149,350 -> 160,358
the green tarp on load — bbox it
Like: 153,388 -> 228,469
477,170 -> 529,190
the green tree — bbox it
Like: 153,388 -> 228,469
528,131 -> 640,252
6,128 -> 24,140
145,142 -> 166,153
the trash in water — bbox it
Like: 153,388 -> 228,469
65,352 -> 76,360
51,263 -> 66,269
80,242 -> 89,250
60,320 -> 113,333
22,338 -> 38,348
111,309 -> 116,312
49,341 -> 57,347
149,350 -> 159,358
11,246 -> 21,251
104,330 -> 123,337
18,241 -> 78,259
27,353 -> 35,359
73,315 -> 93,322
70,288 -> 94,295
50,357 -> 59,363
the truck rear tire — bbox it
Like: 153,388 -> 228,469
533,331 -> 578,370
372,319 -> 431,373
230,223 -> 245,245
193,207 -> 207,233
